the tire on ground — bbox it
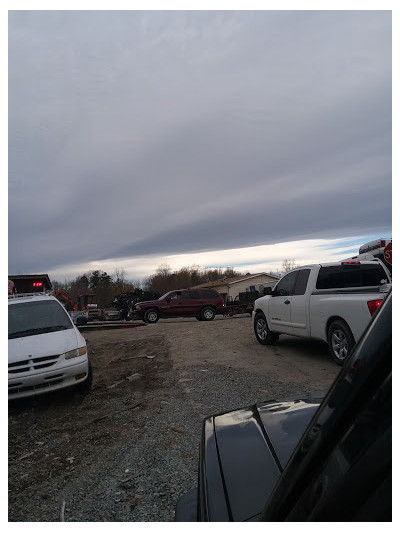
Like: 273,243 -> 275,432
327,319 -> 355,365
201,306 -> 216,321
144,308 -> 160,324
254,312 -> 279,345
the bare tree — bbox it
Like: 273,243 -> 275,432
281,259 -> 300,273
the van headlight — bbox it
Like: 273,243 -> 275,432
65,346 -> 87,359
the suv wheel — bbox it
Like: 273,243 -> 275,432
254,313 -> 279,345
201,306 -> 215,321
328,320 -> 355,365
144,308 -> 160,323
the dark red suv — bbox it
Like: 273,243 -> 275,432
134,288 -> 225,323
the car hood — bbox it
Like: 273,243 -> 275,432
208,397 -> 322,521
135,300 -> 162,306
8,328 -> 83,363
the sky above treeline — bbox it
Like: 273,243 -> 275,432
8,8 -> 392,283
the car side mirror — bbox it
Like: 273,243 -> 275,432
263,287 -> 272,295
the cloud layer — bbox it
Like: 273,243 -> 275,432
8,11 -> 392,279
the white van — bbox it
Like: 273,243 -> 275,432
8,293 -> 92,399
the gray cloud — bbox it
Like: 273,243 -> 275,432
8,10 -> 392,276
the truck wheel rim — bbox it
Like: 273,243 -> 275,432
257,318 -> 268,340
331,329 -> 348,360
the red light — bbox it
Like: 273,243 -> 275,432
342,261 -> 359,265
367,299 -> 382,316
33,282 -> 43,287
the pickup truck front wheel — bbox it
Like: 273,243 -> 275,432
254,313 -> 279,345
328,320 -> 355,365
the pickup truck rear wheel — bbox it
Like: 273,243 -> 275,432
201,306 -> 216,321
144,308 -> 160,323
328,320 -> 355,365
254,313 -> 279,345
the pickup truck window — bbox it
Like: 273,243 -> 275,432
316,264 -> 388,290
294,269 -> 311,295
275,271 -> 298,296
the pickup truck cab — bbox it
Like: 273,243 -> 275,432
253,260 -> 390,364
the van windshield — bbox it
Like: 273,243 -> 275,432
8,300 -> 73,339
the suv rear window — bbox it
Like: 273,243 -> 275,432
200,289 -> 219,299
316,264 -> 389,290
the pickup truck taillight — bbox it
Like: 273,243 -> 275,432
367,299 -> 383,316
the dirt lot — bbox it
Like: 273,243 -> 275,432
8,315 -> 340,522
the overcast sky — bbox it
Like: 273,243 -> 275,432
8,9 -> 392,282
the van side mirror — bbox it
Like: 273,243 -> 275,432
263,287 -> 272,295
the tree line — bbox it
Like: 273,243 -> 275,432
51,264 -> 243,309
52,260 -> 296,310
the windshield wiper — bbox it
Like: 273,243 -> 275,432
8,325 -> 70,339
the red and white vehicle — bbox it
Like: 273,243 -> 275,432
343,238 -> 392,272
253,260 -> 391,365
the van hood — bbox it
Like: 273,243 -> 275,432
8,328 -> 82,363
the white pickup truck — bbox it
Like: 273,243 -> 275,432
253,260 -> 391,365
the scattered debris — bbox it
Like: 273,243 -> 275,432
168,426 -> 185,434
91,402 -> 143,423
107,380 -> 126,389
60,500 -> 66,522
129,495 -> 143,510
19,452 -> 34,461
126,373 -> 142,382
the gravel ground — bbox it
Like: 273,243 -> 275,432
8,316 -> 339,521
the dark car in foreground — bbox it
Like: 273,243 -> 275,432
134,288 -> 225,323
176,291 -> 392,521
